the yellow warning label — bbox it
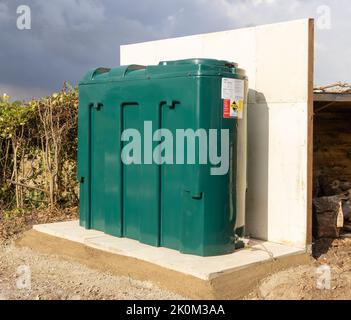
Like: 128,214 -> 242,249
230,101 -> 238,112
229,100 -> 244,119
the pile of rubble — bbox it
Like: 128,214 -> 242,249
313,177 -> 351,239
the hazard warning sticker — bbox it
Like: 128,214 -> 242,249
221,78 -> 245,119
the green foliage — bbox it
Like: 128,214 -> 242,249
0,85 -> 79,212
0,95 -> 35,139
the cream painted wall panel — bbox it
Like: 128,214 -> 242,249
266,102 -> 308,247
255,20 -> 310,103
245,102 -> 308,248
121,37 -> 202,65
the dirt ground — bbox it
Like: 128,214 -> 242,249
246,237 -> 351,300
1,209 -> 351,300
0,207 -> 78,246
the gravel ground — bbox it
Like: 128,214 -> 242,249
0,208 -> 185,300
0,242 -> 185,300
2,208 -> 351,300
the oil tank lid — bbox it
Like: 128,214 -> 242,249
159,58 -> 238,68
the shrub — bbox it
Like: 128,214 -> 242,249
0,84 -> 78,211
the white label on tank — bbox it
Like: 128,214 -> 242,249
221,78 -> 234,100
222,78 -> 245,119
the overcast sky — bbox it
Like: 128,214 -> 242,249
0,0 -> 350,101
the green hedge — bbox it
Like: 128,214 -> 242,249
0,84 -> 78,212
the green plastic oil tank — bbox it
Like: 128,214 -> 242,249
78,58 -> 248,256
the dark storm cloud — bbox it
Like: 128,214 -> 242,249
0,0 -> 159,98
0,0 -> 350,100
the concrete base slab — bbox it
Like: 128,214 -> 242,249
16,220 -> 311,299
